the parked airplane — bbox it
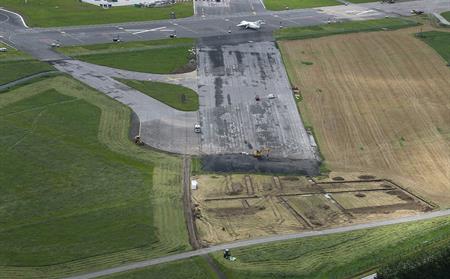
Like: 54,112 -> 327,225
237,20 -> 265,30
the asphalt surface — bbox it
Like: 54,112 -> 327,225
1,0 -> 449,60
197,40 -> 318,159
53,60 -> 201,155
64,209 -> 450,279
1,0 -> 450,277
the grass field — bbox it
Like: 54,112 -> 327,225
117,78 -> 199,111
0,43 -> 55,85
0,61 -> 55,86
1,0 -> 193,27
275,17 -> 419,40
212,215 -> 450,279
103,257 -> 217,279
0,76 -> 189,278
263,0 -> 340,11
58,38 -> 195,74
442,11 -> 450,21
419,31 -> 450,64
279,27 -> 450,206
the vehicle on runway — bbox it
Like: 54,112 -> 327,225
237,20 -> 265,30
411,9 -> 424,15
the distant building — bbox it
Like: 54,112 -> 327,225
81,0 -> 172,7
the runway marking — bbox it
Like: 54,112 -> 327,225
173,23 -> 199,34
0,13 -> 10,25
0,8 -> 29,28
124,27 -> 173,35
0,39 -> 17,50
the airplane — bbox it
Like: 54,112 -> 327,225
236,20 -> 265,30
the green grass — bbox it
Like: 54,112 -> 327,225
212,216 -> 450,279
418,31 -> 450,64
1,0 -> 193,27
275,18 -> 419,40
0,76 -> 189,278
442,11 -> 450,21
263,0 -> 340,11
0,43 -> 32,61
58,38 -> 195,74
117,78 -> 199,111
0,43 -> 55,85
0,60 -> 55,85
102,257 -> 218,279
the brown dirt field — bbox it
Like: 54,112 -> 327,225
332,191 -> 409,209
279,27 -> 450,206
285,195 -> 349,227
192,174 -> 431,244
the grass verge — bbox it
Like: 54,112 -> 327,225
275,17 -> 419,40
58,38 -> 195,74
117,78 -> 199,111
1,0 -> 193,27
212,215 -> 450,279
418,31 -> 450,64
263,0 -> 340,11
0,43 -> 54,85
442,11 -> 450,21
101,257 -> 218,279
0,76 -> 189,278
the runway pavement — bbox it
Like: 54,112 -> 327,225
2,0 -> 449,60
197,40 -> 318,159
53,60 -> 201,155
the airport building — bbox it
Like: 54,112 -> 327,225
81,0 -> 173,7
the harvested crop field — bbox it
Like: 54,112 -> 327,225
191,174 -> 432,245
279,27 -> 450,207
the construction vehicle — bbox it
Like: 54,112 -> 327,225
253,147 -> 271,158
194,124 -> 201,133
134,135 -> 144,145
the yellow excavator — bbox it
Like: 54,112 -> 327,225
253,147 -> 271,159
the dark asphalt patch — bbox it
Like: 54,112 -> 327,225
201,154 -> 321,176
214,77 -> 223,107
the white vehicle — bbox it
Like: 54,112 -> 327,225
51,42 -> 61,48
0,47 -> 7,52
268,94 -> 276,99
194,124 -> 201,133
237,20 -> 265,30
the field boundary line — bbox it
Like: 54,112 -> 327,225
63,209 -> 450,279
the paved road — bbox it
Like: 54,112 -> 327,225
1,0 -> 449,60
53,60 -> 201,154
65,209 -> 450,279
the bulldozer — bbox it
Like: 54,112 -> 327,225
253,147 -> 271,159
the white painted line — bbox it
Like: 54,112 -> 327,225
0,39 -> 17,50
0,8 -> 29,28
258,0 -> 266,9
356,10 -> 375,16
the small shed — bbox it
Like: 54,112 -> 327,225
191,180 -> 198,190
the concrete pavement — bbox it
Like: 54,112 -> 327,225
2,0 -> 449,61
53,60 -> 201,155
